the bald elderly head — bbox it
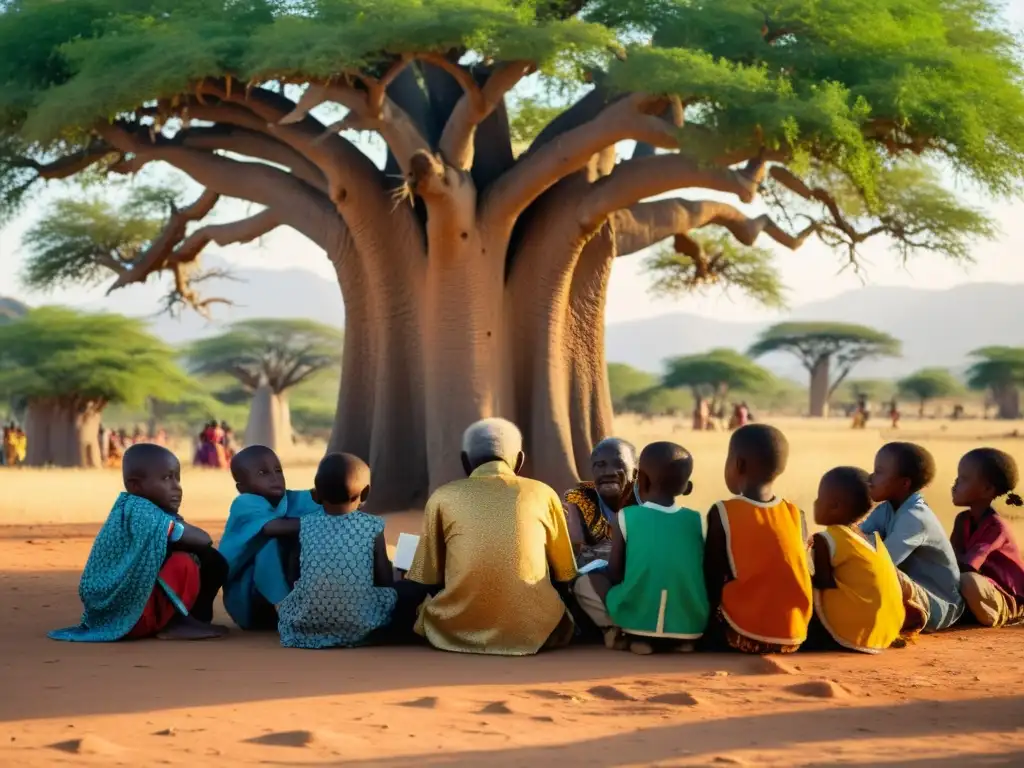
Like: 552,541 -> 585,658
460,418 -> 525,476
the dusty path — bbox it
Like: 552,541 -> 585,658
1,522 -> 1023,766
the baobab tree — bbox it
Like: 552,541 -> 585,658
967,347 -> 1024,420
0,308 -> 189,467
749,323 -> 902,418
897,368 -> 963,418
187,319 -> 342,454
2,0 -> 1019,508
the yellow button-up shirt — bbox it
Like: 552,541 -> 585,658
408,461 -> 578,655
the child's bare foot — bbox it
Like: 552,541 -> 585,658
629,639 -> 654,655
157,615 -> 229,641
673,641 -> 696,653
603,628 -> 629,651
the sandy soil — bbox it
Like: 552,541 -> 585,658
2,515 -> 1024,767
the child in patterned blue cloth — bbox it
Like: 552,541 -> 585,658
277,453 -> 397,649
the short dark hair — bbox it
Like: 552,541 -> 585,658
638,441 -> 693,495
315,452 -> 371,505
122,443 -> 177,483
822,466 -> 872,518
963,448 -> 1022,507
729,424 -> 789,481
881,442 -> 936,492
230,444 -> 278,482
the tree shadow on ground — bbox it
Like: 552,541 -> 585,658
264,695 -> 1024,767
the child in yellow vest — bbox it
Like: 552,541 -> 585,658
704,424 -> 812,653
808,467 -> 906,652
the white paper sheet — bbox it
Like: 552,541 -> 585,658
393,532 -> 420,571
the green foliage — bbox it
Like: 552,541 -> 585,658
749,322 -> 901,369
621,385 -> 693,416
507,95 -> 565,149
187,318 -> 343,394
643,231 -> 786,309
898,367 -> 963,403
607,362 -> 658,409
662,348 -> 776,396
0,307 -> 192,406
20,192 -> 169,291
966,346 -> 1024,391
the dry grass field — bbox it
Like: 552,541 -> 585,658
3,416 -> 1024,767
3,416 -> 1022,535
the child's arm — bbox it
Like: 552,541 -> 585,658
704,505 -> 730,616
373,533 -> 394,587
606,519 -> 626,587
810,533 -> 836,590
169,521 -> 213,552
262,518 -> 301,538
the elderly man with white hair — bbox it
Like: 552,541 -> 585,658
405,418 -> 578,655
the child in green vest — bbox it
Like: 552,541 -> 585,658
572,441 -> 709,654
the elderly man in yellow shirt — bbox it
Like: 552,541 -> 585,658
406,418 -> 578,655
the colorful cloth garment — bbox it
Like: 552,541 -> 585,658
563,481 -> 634,557
860,493 -> 964,631
126,552 -> 201,638
409,461 -> 578,656
605,502 -> 708,639
813,526 -> 905,653
219,491 -> 322,629
277,512 -> 397,649
49,493 -> 187,642
717,496 -> 812,648
952,509 -> 1024,603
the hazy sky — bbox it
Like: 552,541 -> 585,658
2,4 -> 1023,325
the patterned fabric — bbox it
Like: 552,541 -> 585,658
219,490 -> 321,629
718,496 -> 813,648
277,512 -> 397,649
409,461 -> 578,656
605,503 -> 709,639
814,527 -> 905,653
715,608 -> 801,654
563,482 -> 633,546
49,493 -> 182,642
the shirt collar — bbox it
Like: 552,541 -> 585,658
894,492 -> 924,514
640,500 -> 678,513
470,460 -> 515,479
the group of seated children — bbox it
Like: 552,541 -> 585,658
49,425 -> 1024,655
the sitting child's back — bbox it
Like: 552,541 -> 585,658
706,425 -> 812,653
277,453 -> 397,649
605,442 -> 708,647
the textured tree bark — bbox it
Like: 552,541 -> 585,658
809,358 -> 831,418
566,225 -> 617,479
23,399 -> 102,468
244,384 -> 286,451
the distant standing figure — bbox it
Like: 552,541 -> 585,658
890,400 -> 901,429
693,399 -> 709,431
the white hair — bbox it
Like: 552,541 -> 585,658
461,418 -> 523,467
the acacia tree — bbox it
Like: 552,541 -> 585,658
967,347 -> 1024,420
187,319 -> 342,453
0,308 -> 190,467
749,323 -> 901,417
898,368 -> 963,418
2,0 -> 1020,508
663,349 -> 775,416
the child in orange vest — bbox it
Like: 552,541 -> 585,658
704,424 -> 812,653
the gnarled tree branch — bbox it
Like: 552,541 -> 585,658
614,198 -> 819,259
439,60 -> 534,171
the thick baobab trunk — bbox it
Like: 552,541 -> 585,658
809,358 -> 831,417
421,226 -> 506,489
566,225 -> 616,479
23,399 -> 103,468
993,385 -> 1021,420
244,384 -> 291,452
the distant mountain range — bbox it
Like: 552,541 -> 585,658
5,259 -> 1021,381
